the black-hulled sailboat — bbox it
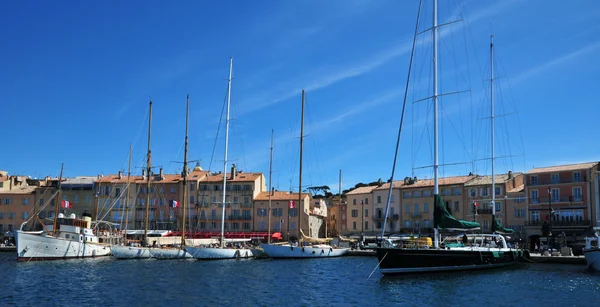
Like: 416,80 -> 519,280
375,0 -> 522,275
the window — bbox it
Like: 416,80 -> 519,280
376,221 -> 382,229
470,188 -> 477,197
424,203 -> 429,213
0,212 -> 3,219
403,192 -> 411,199
441,188 -> 450,196
5,198 -> 12,205
23,198 -> 30,205
405,204 -> 410,213
551,173 -> 559,184
376,208 -> 383,218
160,198 -> 166,206
531,210 -> 540,222
481,188 -> 489,196
365,221 -> 369,230
551,188 -> 559,202
211,196 -> 217,203
452,187 -> 461,196
243,222 -> 251,230
483,220 -> 489,231
377,196 -> 382,203
257,208 -> 267,217
139,198 -> 145,206
573,187 -> 582,201
39,198 -> 44,206
530,190 -> 539,203
573,172 -> 582,182
353,199 -> 357,205
495,186 -> 502,196
390,194 -> 395,203
364,208 -> 369,218
520,209 -> 525,217
115,188 -> 121,198
190,183 -> 195,191
414,204 -> 419,214
495,201 -> 502,212
412,191 -> 421,198
272,208 -> 282,217
530,175 -> 538,185
454,201 -> 460,212
351,209 -> 358,218
214,185 -> 220,191
8,213 -> 15,219
364,198 -> 369,205
85,195 -> 90,203
233,197 -> 239,204
171,187 -> 176,194
422,190 -> 431,197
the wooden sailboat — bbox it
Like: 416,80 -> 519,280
151,94 -> 193,259
376,0 -> 522,275
15,164 -> 112,261
260,90 -> 349,258
185,57 -> 253,259
111,100 -> 155,259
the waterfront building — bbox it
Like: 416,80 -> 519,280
59,176 -> 96,217
524,162 -> 599,246
464,172 -> 524,232
326,194 -> 346,237
253,191 -> 310,240
195,164 -> 266,233
398,175 -> 475,235
505,183 -> 527,239
0,171 -> 38,241
372,180 -> 402,235
345,185 -> 378,235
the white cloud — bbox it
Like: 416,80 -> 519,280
512,41 -> 600,84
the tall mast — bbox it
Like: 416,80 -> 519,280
181,94 -> 190,247
144,99 -> 152,246
220,57 -> 233,248
124,144 -> 132,239
433,0 -> 439,196
490,35 -> 496,224
268,129 -> 274,244
432,0 -> 440,249
52,163 -> 64,236
298,89 -> 305,240
338,169 -> 342,236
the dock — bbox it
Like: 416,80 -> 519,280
525,253 -> 586,265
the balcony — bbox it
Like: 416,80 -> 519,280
529,196 -> 584,204
228,215 -> 252,221
372,214 -> 399,221
476,208 -> 493,215
411,213 -> 422,218
527,177 -> 586,186
527,219 -> 590,227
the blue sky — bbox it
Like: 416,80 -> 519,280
1,0 -> 599,194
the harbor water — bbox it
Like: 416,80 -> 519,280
1,254 -> 599,306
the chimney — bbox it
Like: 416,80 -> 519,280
142,169 -> 146,180
230,164 -> 237,180
118,171 -> 122,179
377,178 -> 383,187
159,167 -> 164,180
508,171 -> 513,179
97,174 -> 102,180
413,176 -> 418,183
271,187 -> 275,196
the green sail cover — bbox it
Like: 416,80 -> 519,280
433,194 -> 480,230
492,215 -> 514,233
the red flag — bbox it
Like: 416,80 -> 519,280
289,200 -> 296,209
474,202 -> 478,207
61,200 -> 72,209
171,200 -> 180,208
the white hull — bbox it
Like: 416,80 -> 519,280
151,248 -> 192,259
261,243 -> 349,258
111,245 -> 152,259
185,246 -> 253,259
16,230 -> 111,261
584,249 -> 600,271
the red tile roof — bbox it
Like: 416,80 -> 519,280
254,191 -> 310,201
347,186 -> 380,195
402,175 -> 475,188
202,172 -> 262,182
526,162 -> 598,174
373,180 -> 405,190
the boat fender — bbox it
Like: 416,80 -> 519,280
290,246 -> 294,251
302,247 -> 305,252
330,248 -> 333,252
321,249 -> 324,254
312,251 -> 316,254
